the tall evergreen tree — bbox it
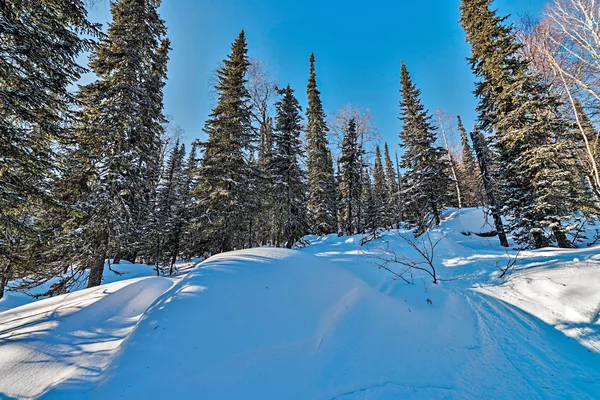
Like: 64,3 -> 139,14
195,30 -> 255,253
372,146 -> 388,228
362,168 -> 378,236
148,141 -> 185,274
383,143 -> 401,228
399,62 -> 451,232
470,126 -> 509,247
460,0 -> 581,248
339,118 -> 365,235
71,0 -> 169,287
457,116 -> 481,207
0,0 -> 99,298
269,85 -> 308,248
306,53 -> 337,235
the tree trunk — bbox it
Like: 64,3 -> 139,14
553,226 -> 573,248
470,131 -> 509,248
88,252 -> 105,288
0,263 -> 13,300
431,204 -> 441,226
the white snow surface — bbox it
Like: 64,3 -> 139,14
1,208 -> 600,399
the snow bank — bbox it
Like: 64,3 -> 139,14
0,276 -> 175,399
477,262 -> 600,352
92,248 -> 480,399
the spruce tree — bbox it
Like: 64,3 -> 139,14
149,142 -> 185,274
180,144 -> 202,260
306,53 -> 337,235
339,118 -> 365,235
399,62 -> 451,232
470,126 -> 509,247
71,0 -> 169,287
362,168 -> 378,236
457,116 -> 481,207
372,146 -> 389,229
383,143 -> 401,228
195,31 -> 255,253
460,0 -> 581,248
269,85 -> 308,248
0,0 -> 99,298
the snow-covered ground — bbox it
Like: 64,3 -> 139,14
1,208 -> 600,399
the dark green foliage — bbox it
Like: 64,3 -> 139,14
70,0 -> 169,286
457,116 -> 481,207
339,118 -> 366,235
306,54 -> 337,235
399,62 -> 451,232
372,146 -> 389,228
0,0 -> 100,297
194,30 -> 256,253
460,0 -> 582,248
384,143 -> 402,228
269,85 -> 308,248
362,168 -> 377,236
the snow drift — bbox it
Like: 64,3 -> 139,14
1,208 -> 600,399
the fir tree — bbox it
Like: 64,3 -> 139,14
269,85 -> 308,248
470,126 -> 509,247
306,53 -> 337,235
383,143 -> 401,228
149,141 -> 185,274
362,168 -> 378,236
399,62 -> 451,233
372,146 -> 388,229
460,0 -> 581,248
339,118 -> 365,235
457,116 -> 481,207
180,144 -> 203,260
195,30 -> 255,253
72,0 -> 169,287
0,0 -> 99,298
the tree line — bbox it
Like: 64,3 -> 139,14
2,0 -> 600,298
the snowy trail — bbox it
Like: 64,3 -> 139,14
460,290 -> 600,399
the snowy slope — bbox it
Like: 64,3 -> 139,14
1,208 -> 600,399
0,277 -> 178,399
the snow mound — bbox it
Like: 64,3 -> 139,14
89,248 -> 479,399
0,276 -> 175,399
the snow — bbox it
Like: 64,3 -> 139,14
1,208 -> 600,399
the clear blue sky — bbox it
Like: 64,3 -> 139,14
85,0 -> 549,149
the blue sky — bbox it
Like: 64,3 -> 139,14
85,0 -> 549,149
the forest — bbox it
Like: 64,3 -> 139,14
2,0 -> 600,300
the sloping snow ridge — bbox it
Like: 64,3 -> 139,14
1,208 -> 600,399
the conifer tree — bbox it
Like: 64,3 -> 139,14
339,119 -> 365,235
383,143 -> 401,228
269,85 -> 308,248
460,0 -> 581,248
180,145 -> 202,260
470,126 -> 509,247
398,62 -> 451,233
0,0 -> 99,298
372,146 -> 389,229
306,54 -> 337,235
457,116 -> 481,207
362,168 -> 378,236
195,30 -> 255,253
72,0 -> 169,287
149,142 -> 185,274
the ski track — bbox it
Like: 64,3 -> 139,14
463,290 -> 600,399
